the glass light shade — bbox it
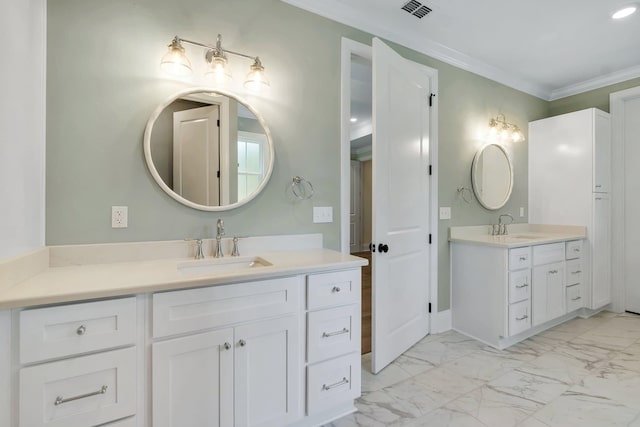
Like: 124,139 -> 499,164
512,129 -> 525,142
160,41 -> 192,77
205,55 -> 232,84
244,59 -> 270,92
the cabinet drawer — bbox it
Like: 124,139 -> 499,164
307,269 -> 361,310
308,305 -> 359,363
153,276 -> 301,338
508,299 -> 531,337
566,259 -> 583,286
567,284 -> 584,312
20,297 -> 137,364
509,247 -> 531,270
565,240 -> 583,260
307,353 -> 360,415
19,347 -> 136,427
509,269 -> 531,304
533,243 -> 565,266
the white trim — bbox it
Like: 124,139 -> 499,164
610,85 -> 640,313
430,309 -> 451,334
550,65 -> 640,101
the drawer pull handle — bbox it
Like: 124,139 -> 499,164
519,257 -> 526,261
76,325 -> 86,336
573,248 -> 580,252
515,283 -> 529,289
322,377 -> 349,391
223,342 -> 231,350
516,315 -> 529,321
572,270 -> 582,274
239,339 -> 246,347
549,270 -> 558,274
332,286 -> 341,293
322,328 -> 350,338
54,385 -> 107,406
572,296 -> 582,301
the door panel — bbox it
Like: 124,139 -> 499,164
371,38 -> 430,373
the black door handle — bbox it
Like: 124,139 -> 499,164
369,243 -> 376,253
378,243 -> 389,253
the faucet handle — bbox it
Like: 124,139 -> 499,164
231,237 -> 240,257
185,238 -> 205,259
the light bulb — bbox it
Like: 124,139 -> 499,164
205,53 -> 232,84
160,37 -> 192,77
612,6 -> 637,19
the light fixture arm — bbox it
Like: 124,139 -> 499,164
174,34 -> 259,63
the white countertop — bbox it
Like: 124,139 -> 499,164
0,235 -> 367,310
449,224 -> 587,248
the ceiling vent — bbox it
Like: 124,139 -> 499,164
401,0 -> 433,19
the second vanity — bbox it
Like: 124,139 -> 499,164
0,234 -> 366,427
450,224 -> 592,349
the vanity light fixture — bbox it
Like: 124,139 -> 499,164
488,114 -> 525,143
160,34 -> 269,91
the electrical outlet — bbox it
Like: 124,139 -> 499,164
112,206 -> 128,228
313,207 -> 333,223
439,207 -> 451,220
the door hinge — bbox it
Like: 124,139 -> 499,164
217,170 -> 220,178
429,93 -> 436,107
428,302 -> 432,313
428,165 -> 432,176
428,234 -> 432,244
217,119 -> 220,127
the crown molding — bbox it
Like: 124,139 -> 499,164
549,64 -> 640,101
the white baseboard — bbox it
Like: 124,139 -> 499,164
431,309 -> 451,334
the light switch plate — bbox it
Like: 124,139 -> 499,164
313,207 -> 333,223
439,207 -> 451,220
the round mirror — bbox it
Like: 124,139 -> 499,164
144,88 -> 274,211
471,143 -> 513,210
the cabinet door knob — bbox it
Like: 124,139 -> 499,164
223,342 -> 231,350
239,339 -> 246,347
332,286 -> 341,293
76,325 -> 86,336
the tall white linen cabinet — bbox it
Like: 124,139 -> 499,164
529,108 -> 612,310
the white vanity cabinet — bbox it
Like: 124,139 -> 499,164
152,277 -> 302,427
452,237 -> 586,349
16,297 -> 138,427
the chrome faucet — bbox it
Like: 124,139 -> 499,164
498,214 -> 514,235
185,238 -> 205,260
214,219 -> 225,258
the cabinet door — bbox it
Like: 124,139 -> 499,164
532,262 -> 566,326
592,194 -> 612,308
234,315 -> 300,427
593,110 -> 611,193
152,329 -> 234,427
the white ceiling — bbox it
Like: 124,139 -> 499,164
282,0 -> 640,101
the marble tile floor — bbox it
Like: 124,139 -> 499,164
325,311 -> 640,427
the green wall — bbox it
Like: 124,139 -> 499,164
47,0 -> 557,312
549,77 -> 640,115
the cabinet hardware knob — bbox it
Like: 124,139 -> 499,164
549,270 -> 558,274
54,385 -> 107,406
322,328 -> 350,338
572,296 -> 582,301
332,286 -> 341,293
519,257 -> 526,261
573,270 -> 582,274
515,284 -> 529,289
223,342 -> 231,350
239,339 -> 246,347
573,248 -> 580,252
516,315 -> 529,321
76,325 -> 86,336
322,377 -> 349,391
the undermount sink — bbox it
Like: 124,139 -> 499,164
177,256 -> 272,275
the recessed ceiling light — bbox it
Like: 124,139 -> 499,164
350,117 -> 358,123
612,5 -> 637,19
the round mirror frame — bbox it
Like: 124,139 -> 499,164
143,87 -> 275,211
470,143 -> 514,210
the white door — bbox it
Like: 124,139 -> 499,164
234,315 -> 300,427
621,92 -> 640,313
371,38 -> 431,374
173,105 -> 220,206
152,329 -> 234,427
350,160 -> 361,253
